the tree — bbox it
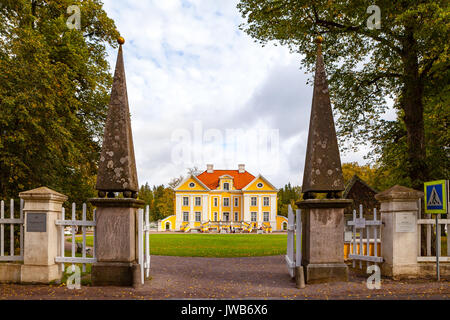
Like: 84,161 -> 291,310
0,0 -> 119,206
341,162 -> 383,190
238,0 -> 449,190
277,183 -> 302,216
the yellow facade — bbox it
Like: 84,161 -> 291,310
165,165 -> 283,232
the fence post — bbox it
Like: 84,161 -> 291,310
19,187 -> 68,284
375,185 -> 423,279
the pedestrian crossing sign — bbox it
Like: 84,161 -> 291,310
424,180 -> 448,214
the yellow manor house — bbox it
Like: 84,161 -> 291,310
158,164 -> 288,233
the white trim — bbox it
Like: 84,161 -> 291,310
242,174 -> 278,191
174,175 -> 211,191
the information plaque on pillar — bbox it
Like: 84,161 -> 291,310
27,213 -> 47,232
395,212 -> 415,233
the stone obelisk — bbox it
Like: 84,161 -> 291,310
90,37 -> 145,286
296,37 -> 352,284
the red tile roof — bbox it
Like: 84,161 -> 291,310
196,170 -> 255,190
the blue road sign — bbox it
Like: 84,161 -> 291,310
424,180 -> 448,214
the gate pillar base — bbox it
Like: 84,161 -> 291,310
89,198 -> 145,287
297,199 -> 352,284
304,263 -> 348,284
91,262 -> 135,286
20,264 -> 61,284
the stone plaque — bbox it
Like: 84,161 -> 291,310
27,213 -> 47,232
396,212 -> 415,233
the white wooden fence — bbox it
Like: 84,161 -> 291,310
348,204 -> 383,268
417,200 -> 450,262
137,205 -> 151,284
0,199 -> 24,262
285,205 -> 302,278
55,203 -> 97,273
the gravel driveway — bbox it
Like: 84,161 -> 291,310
0,255 -> 448,300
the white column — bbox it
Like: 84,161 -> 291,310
175,195 -> 182,230
243,195 -> 250,222
189,195 -> 194,227
270,195 -> 277,229
258,195 -> 262,226
202,195 -> 208,222
219,195 -> 222,221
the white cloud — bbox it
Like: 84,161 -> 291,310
101,0 -> 368,189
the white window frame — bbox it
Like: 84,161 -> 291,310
263,197 -> 269,206
213,197 -> 218,207
183,212 -> 189,222
234,212 -> 239,221
223,197 -> 230,207
183,197 -> 189,206
263,212 -> 270,222
195,212 -> 201,222
251,197 -> 257,206
223,182 -> 230,190
234,197 -> 239,207
251,212 -> 257,222
214,212 -> 218,221
223,212 -> 230,222
195,197 -> 201,206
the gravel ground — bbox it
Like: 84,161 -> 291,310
0,255 -> 448,300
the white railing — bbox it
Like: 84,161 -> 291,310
55,203 -> 97,272
348,204 -> 383,268
0,199 -> 24,262
137,205 -> 151,284
417,200 -> 450,262
285,205 -> 302,278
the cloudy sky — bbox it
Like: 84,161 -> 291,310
101,0 -> 370,188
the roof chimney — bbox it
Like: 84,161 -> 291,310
238,164 -> 245,173
207,164 -> 214,173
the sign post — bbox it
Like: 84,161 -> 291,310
424,180 -> 448,282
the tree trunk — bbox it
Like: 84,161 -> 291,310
401,31 -> 428,190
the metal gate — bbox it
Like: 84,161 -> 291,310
285,205 -> 302,278
55,203 -> 97,272
347,204 -> 383,268
137,205 -> 151,284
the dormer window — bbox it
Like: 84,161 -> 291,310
223,182 -> 230,190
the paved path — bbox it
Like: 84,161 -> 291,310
0,255 -> 448,300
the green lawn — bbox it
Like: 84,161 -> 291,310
75,234 -> 289,258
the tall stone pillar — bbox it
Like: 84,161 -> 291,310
90,198 -> 143,286
90,37 -> 144,286
19,187 -> 67,284
297,200 -> 351,284
296,36 -> 351,284
375,185 -> 423,279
